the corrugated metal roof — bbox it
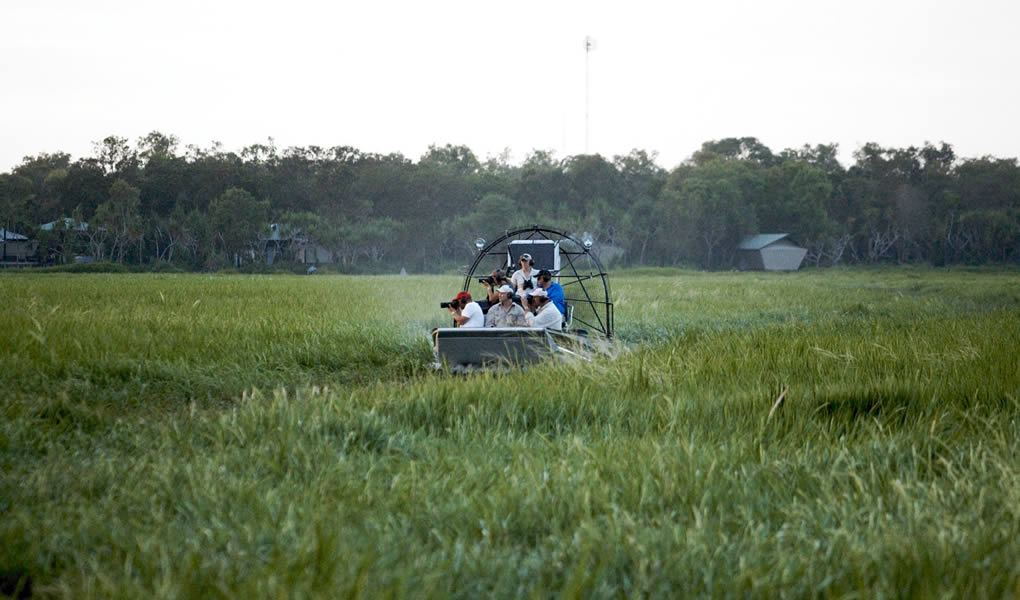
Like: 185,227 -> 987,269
0,228 -> 29,240
738,233 -> 790,250
40,218 -> 89,232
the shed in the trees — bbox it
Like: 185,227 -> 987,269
263,223 -> 334,265
1,228 -> 39,264
40,218 -> 89,233
39,218 -> 91,264
737,234 -> 807,271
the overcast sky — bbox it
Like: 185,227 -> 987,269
3,0 -> 1019,173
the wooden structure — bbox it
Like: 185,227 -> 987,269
1,228 -> 38,265
263,224 -> 334,265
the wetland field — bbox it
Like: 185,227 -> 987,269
1,268 -> 1017,598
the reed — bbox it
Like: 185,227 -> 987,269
1,268 -> 1017,598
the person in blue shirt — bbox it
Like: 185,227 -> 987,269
535,269 -> 566,316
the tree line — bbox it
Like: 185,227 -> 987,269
1,133 -> 1016,271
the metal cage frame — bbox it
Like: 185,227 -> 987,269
462,224 -> 614,338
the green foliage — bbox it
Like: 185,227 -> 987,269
662,159 -> 761,268
136,260 -> 187,274
693,136 -> 778,166
0,173 -> 35,231
419,143 -> 481,176
208,187 -> 270,261
449,192 -> 517,245
2,134 -> 1018,270
34,260 -> 130,273
0,269 -> 1017,597
93,179 -> 143,262
760,161 -> 836,253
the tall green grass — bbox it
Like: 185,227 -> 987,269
1,268 -> 1017,598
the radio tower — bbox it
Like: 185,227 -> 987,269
584,36 -> 596,154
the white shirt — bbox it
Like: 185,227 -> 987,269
511,268 -> 537,295
525,302 -> 562,330
460,301 -> 485,328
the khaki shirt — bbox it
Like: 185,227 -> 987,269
485,301 -> 527,327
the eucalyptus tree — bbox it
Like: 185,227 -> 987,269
0,173 -> 34,232
561,153 -> 622,239
93,179 -> 142,263
93,136 -> 139,181
614,149 -> 666,263
57,159 -> 108,219
515,150 -> 568,225
663,158 -> 760,269
759,160 -> 835,264
208,187 -> 270,266
952,156 -> 1020,263
692,137 -> 779,167
10,152 -> 71,226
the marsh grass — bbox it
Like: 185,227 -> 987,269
1,268 -> 1017,598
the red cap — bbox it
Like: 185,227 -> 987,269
454,291 -> 471,301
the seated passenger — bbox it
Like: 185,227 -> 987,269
486,285 -> 527,327
511,253 -> 538,297
524,288 -> 562,331
536,269 -> 566,316
446,291 -> 484,328
480,269 -> 512,308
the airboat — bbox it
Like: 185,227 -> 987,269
432,225 -> 614,371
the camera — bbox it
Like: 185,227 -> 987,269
440,299 -> 464,309
478,276 -> 496,286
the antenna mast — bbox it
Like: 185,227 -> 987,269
584,35 -> 595,154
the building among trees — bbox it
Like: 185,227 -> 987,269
737,234 -> 807,271
39,218 -> 91,264
263,223 -> 334,265
1,228 -> 38,265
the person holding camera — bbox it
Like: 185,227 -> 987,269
486,284 -> 527,327
524,288 -> 562,330
444,291 -> 484,328
511,253 -> 537,297
480,269 -> 512,307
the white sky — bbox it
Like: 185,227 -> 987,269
2,0 -> 1019,172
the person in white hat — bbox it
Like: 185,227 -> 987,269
485,284 -> 527,327
511,252 -> 537,297
524,287 -> 562,330
480,268 -> 512,308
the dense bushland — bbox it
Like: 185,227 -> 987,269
2,135 -> 1017,271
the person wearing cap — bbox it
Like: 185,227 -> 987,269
524,287 -> 562,330
510,253 -> 537,297
447,291 -> 484,328
535,269 -> 566,316
486,284 -> 527,327
481,268 -> 512,308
